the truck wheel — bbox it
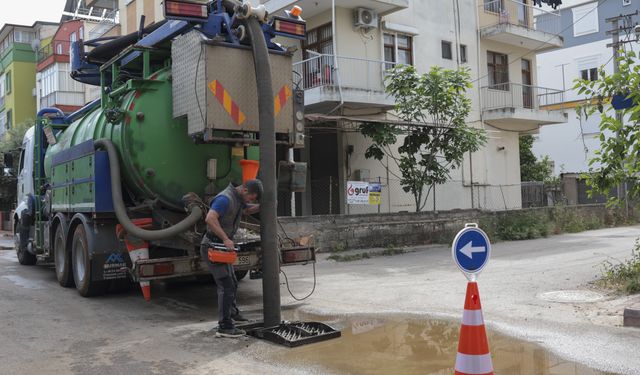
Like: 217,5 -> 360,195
235,270 -> 248,281
54,224 -> 74,287
14,222 -> 36,266
71,225 -> 108,297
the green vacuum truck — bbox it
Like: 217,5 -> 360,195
9,0 -> 312,298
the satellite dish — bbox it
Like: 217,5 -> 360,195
31,39 -> 41,51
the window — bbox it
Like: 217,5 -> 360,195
0,111 -> 6,137
460,44 -> 468,63
580,68 -> 598,81
442,41 -> 452,60
13,30 -> 35,44
56,43 -> 62,55
303,23 -> 333,58
5,71 -> 10,94
78,27 -> 84,40
0,73 -> 5,98
70,32 -> 77,43
6,109 -> 12,130
384,33 -> 413,67
572,3 -> 599,36
487,51 -> 509,90
623,0 -> 631,6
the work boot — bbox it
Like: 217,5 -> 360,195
216,327 -> 246,338
232,313 -> 249,322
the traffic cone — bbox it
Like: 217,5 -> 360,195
116,219 -> 153,301
454,282 -> 494,375
125,239 -> 151,301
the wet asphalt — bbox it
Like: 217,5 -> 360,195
1,226 -> 640,374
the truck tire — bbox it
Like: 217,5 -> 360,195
71,225 -> 108,297
14,221 -> 36,266
54,224 -> 74,287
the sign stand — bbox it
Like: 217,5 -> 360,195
451,223 -> 494,375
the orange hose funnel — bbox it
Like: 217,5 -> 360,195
239,159 -> 260,183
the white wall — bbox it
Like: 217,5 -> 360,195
533,38 -> 613,174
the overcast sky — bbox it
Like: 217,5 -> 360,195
0,0 -> 67,28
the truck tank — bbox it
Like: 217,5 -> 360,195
43,68 -> 239,211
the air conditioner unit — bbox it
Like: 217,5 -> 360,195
354,8 -> 378,29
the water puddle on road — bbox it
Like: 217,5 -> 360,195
273,316 -> 614,375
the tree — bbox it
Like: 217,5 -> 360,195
574,50 -> 640,204
519,135 -> 556,183
360,65 -> 486,212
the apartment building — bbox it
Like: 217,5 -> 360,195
0,22 -> 58,138
534,0 -> 639,175
34,1 -> 119,114
262,0 -> 567,214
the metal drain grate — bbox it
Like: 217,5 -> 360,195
247,321 -> 341,347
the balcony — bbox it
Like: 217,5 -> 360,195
481,83 -> 567,131
478,0 -> 563,51
293,54 -> 396,111
262,0 -> 409,18
40,91 -> 86,110
37,40 -> 72,70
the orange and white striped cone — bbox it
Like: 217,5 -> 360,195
125,239 -> 151,301
454,281 -> 494,375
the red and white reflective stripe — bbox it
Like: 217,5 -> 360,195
462,309 -> 485,326
454,353 -> 494,375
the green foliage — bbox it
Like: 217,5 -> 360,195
494,212 -> 550,240
360,65 -> 486,212
0,119 -> 32,154
574,50 -> 640,203
519,135 -> 557,183
599,239 -> 640,294
479,207 -> 612,242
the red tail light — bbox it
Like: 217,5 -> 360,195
272,17 -> 306,40
165,0 -> 209,21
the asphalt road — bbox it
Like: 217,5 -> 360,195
1,226 -> 640,375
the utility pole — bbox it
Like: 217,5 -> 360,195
605,10 -> 639,218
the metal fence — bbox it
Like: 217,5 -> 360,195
481,83 -> 564,110
296,177 -> 528,216
479,0 -> 561,35
292,54 -> 396,92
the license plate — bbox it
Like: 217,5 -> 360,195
235,255 -> 251,266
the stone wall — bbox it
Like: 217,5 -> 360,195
278,204 -> 615,252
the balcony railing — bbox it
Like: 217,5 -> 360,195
478,0 -> 561,35
38,41 -> 71,63
40,91 -> 85,109
482,82 -> 564,111
293,54 -> 397,93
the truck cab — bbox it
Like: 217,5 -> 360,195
13,126 -> 36,265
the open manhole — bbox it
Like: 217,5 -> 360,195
537,290 -> 605,303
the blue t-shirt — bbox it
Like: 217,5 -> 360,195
210,196 -> 230,217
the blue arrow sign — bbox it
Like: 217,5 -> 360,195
452,224 -> 491,277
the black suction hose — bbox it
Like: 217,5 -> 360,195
94,139 -> 203,240
244,14 -> 282,327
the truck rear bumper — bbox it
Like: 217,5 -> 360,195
131,246 -> 315,282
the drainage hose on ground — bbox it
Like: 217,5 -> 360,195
94,138 -> 203,241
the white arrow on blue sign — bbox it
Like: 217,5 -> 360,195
452,224 -> 491,278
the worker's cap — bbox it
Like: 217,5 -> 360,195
245,179 -> 263,201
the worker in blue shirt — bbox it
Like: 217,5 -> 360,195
200,180 -> 262,338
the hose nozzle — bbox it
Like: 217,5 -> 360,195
236,2 -> 268,22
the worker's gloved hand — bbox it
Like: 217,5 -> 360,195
224,238 -> 235,251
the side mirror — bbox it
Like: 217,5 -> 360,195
3,153 -> 13,169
